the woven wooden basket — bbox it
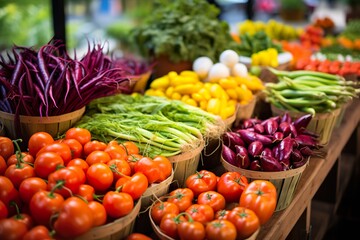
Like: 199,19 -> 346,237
221,157 -> 308,211
75,200 -> 141,240
168,141 -> 204,188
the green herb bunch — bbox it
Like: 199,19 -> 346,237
129,0 -> 238,63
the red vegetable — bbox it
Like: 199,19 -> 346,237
236,130 -> 272,146
222,144 -> 237,166
235,145 -> 250,169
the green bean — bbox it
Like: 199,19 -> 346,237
268,67 -> 344,81
277,89 -> 326,99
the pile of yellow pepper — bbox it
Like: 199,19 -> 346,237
145,70 -> 264,120
251,48 -> 279,67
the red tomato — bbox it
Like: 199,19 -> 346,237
11,212 -> 34,230
166,188 -> 194,212
197,191 -> 226,212
152,155 -> 173,182
159,213 -> 186,239
6,152 -> 34,166
205,219 -> 237,240
83,140 -> 107,157
121,141 -> 139,155
239,180 -> 277,225
115,172 -> 148,201
60,138 -> 83,159
19,177 -> 47,204
126,154 -> 143,174
22,225 -> 53,240
47,167 -> 83,198
214,209 -> 230,220
107,159 -> 131,181
86,163 -> 114,192
64,127 -> 92,146
5,162 -> 36,189
0,156 -> 6,176
67,158 -> 89,173
77,184 -> 95,202
178,219 -> 206,240
0,218 -> 28,240
104,144 -> 127,160
150,201 -> 180,225
33,152 -> 64,179
88,200 -> 107,227
126,233 -> 153,240
53,196 -> 94,239
0,176 -> 22,216
185,170 -> 217,197
102,191 -> 134,219
67,165 -> 86,185
133,157 -> 161,184
0,136 -> 14,160
36,142 -> 72,165
226,207 -> 260,239
185,203 -> 214,225
86,150 -> 111,165
28,132 -> 54,157
0,200 -> 8,219
29,190 -> 64,227
217,172 -> 249,203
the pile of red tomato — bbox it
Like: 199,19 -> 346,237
0,128 -> 173,239
149,169 -> 277,240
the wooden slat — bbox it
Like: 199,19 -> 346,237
257,98 -> 360,240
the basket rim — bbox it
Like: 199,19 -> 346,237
221,156 -> 308,179
142,169 -> 174,198
270,104 -> 342,119
168,140 -> 204,162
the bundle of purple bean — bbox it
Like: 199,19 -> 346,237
221,112 -> 320,172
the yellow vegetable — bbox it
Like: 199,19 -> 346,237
219,78 -> 238,89
199,100 -> 208,110
170,76 -> 199,87
165,86 -> 175,98
198,88 -> 211,101
184,98 -> 198,107
207,98 -> 221,115
219,105 -> 236,120
174,84 -> 200,95
226,88 -> 238,100
181,94 -> 190,102
150,76 -> 170,89
191,93 -> 204,102
180,70 -> 199,79
171,92 -> 182,100
209,84 -> 224,98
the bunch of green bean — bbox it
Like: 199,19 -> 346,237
263,68 -> 360,115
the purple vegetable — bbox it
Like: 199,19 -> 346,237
272,144 -> 280,160
299,146 -> 314,157
242,118 -> 262,129
273,132 -> 284,143
292,156 -> 309,168
236,129 -> 273,145
254,124 -> 265,134
260,154 -> 283,172
249,160 -> 261,171
262,118 -> 279,135
295,134 -> 318,148
262,148 -> 273,158
291,149 -> 303,162
278,136 -> 295,163
222,144 -> 237,166
289,123 -> 298,137
281,112 -> 292,123
248,141 -> 264,157
297,128 -> 319,138
279,121 -> 291,137
222,131 -> 245,151
235,145 -> 250,169
292,114 -> 313,131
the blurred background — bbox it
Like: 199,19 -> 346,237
0,0 -> 358,56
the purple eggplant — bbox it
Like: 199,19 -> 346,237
292,156 -> 309,168
262,118 -> 279,135
273,131 -> 284,143
260,154 -> 283,172
254,124 -> 265,134
249,160 -> 261,171
222,144 -> 237,166
236,129 -> 273,145
299,146 -> 313,157
248,141 -> 264,158
279,121 -> 291,137
295,134 -> 318,148
289,123 -> 298,137
278,135 -> 295,163
291,149 -> 303,162
292,114 -> 313,131
272,144 -> 280,160
242,119 -> 254,129
235,145 -> 250,169
222,131 -> 245,151
297,128 -> 319,138
281,112 -> 292,123
262,147 -> 273,158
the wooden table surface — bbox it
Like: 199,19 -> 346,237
257,98 -> 360,240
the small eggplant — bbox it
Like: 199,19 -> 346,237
299,146 -> 313,157
295,134 -> 318,148
260,154 -> 283,172
236,129 -> 273,145
222,144 -> 237,167
279,121 -> 291,137
262,118 -> 279,135
292,114 -> 313,131
242,118 -> 261,129
272,144 -> 280,160
289,123 -> 298,137
254,124 -> 265,134
278,136 -> 295,163
235,145 -> 250,169
292,156 -> 309,168
262,147 -> 273,158
222,131 -> 245,151
248,141 -> 264,158
291,149 -> 303,162
281,112 -> 292,123
273,132 -> 284,143
249,160 -> 261,171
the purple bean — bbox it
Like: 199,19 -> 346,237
279,121 -> 291,137
262,118 -> 279,135
222,131 -> 245,152
249,160 -> 261,171
222,144 -> 237,167
273,132 -> 284,143
254,124 -> 265,134
260,155 -> 283,172
281,112 -> 292,123
292,114 -> 313,131
278,136 -> 295,163
248,141 -> 264,158
236,129 -> 273,145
